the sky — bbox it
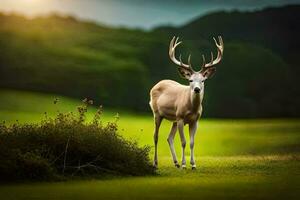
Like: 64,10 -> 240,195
0,0 -> 299,29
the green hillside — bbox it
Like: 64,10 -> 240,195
0,14 -> 160,111
0,5 -> 299,117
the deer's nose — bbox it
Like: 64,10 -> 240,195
194,87 -> 200,93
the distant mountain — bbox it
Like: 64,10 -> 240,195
156,5 -> 300,67
0,5 -> 299,118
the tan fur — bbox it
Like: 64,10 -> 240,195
150,80 -> 203,124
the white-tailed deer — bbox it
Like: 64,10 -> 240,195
149,36 -> 224,169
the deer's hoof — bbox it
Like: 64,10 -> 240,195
191,164 -> 196,170
182,165 -> 186,169
174,163 -> 180,168
153,162 -> 158,169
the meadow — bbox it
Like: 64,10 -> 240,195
0,89 -> 299,199
0,4 -> 299,200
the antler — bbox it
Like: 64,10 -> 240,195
201,36 -> 224,70
169,36 -> 194,72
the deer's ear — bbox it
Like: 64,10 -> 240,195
177,68 -> 192,79
201,67 -> 216,79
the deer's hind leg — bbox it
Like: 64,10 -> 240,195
167,122 -> 180,168
153,114 -> 163,168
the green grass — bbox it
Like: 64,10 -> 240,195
0,89 -> 300,199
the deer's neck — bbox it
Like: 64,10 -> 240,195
190,88 -> 203,113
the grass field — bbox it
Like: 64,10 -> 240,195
0,89 -> 300,200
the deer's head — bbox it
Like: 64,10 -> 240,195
169,36 -> 224,94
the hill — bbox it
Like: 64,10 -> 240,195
0,5 -> 299,117
0,14 -> 162,111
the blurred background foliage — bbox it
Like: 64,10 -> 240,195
0,5 -> 299,118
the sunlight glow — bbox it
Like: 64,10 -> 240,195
21,0 -> 41,3
0,0 -> 55,17
18,0 -> 45,5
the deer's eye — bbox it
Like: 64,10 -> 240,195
189,80 -> 193,82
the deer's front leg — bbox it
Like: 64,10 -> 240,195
189,122 -> 198,170
177,120 -> 186,168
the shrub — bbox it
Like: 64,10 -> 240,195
0,99 -> 154,181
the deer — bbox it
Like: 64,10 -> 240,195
149,36 -> 224,169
